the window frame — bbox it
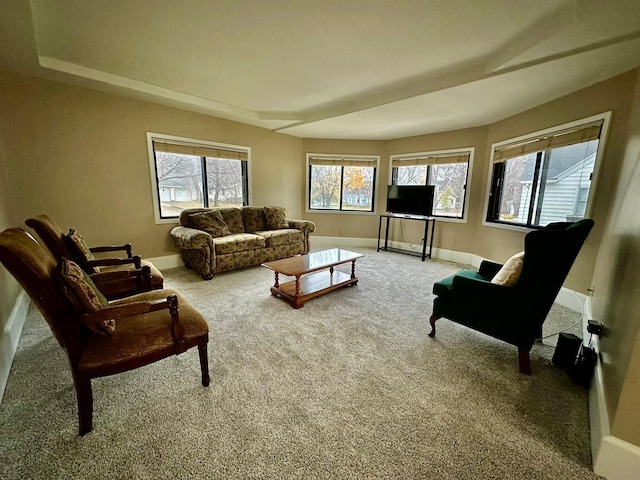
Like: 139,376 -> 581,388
482,112 -> 611,232
388,147 -> 474,223
147,132 -> 252,224
305,153 -> 380,215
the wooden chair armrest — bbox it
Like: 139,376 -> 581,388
90,243 -> 133,258
86,295 -> 185,347
90,265 -> 153,292
85,255 -> 142,269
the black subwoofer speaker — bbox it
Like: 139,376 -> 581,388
552,332 -> 582,370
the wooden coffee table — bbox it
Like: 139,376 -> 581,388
261,248 -> 364,308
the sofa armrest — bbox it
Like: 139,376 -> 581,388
170,226 -> 214,250
288,219 -> 316,234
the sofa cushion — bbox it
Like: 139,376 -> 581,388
242,206 -> 267,232
218,208 -> 245,234
254,229 -> 304,248
264,206 -> 289,230
56,258 -> 116,335
213,233 -> 266,255
188,210 -> 231,238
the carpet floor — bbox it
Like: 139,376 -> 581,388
0,248 -> 597,479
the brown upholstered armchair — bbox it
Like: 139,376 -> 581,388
0,228 -> 210,435
26,214 -> 164,299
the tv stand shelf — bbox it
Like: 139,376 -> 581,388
377,213 -> 435,261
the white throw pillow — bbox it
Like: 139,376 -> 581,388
491,251 -> 525,286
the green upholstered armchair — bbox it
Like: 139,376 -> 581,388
429,219 -> 594,374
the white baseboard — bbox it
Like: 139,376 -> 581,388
0,290 -> 30,406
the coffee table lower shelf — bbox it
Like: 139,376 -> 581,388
271,270 -> 357,309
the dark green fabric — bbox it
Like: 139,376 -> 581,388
433,269 -> 488,297
431,219 -> 595,351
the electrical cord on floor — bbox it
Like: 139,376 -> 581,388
535,292 -> 585,345
399,219 -> 421,251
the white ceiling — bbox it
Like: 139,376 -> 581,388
2,0 -> 640,140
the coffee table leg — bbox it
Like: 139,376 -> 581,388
350,260 -> 357,279
272,272 -> 280,296
329,266 -> 334,275
295,275 -> 301,297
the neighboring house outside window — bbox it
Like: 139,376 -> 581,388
389,148 -> 473,220
485,114 -> 608,229
306,154 -> 379,213
147,133 -> 250,222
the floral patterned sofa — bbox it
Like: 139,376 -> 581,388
170,206 -> 316,279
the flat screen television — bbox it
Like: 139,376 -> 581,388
386,185 -> 434,217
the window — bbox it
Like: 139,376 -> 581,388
147,134 -> 250,222
390,149 -> 472,219
307,154 -> 378,213
486,115 -> 607,228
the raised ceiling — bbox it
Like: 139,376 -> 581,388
2,0 -> 640,140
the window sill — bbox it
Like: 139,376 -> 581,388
482,220 -> 535,233
306,209 -> 378,216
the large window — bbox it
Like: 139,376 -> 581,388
390,149 -> 472,219
307,154 -> 378,213
147,134 -> 250,221
486,116 -> 607,228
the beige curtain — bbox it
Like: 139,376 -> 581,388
309,156 -> 377,168
493,121 -> 602,163
153,139 -> 248,161
391,152 -> 469,167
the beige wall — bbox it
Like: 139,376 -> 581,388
590,70 -> 640,446
0,135 -> 21,335
0,70 -> 304,259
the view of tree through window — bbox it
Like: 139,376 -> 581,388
152,139 -> 249,219
490,139 -> 599,227
308,159 -> 376,212
392,153 -> 470,218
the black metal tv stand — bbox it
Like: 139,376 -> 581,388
377,213 -> 435,261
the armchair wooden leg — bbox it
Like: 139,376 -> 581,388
428,314 -> 441,338
73,372 -> 93,435
198,342 -> 211,387
518,348 -> 532,375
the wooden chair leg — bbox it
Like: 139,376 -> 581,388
73,372 -> 93,435
518,348 -> 531,375
428,314 -> 441,338
198,342 -> 211,387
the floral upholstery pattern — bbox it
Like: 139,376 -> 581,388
56,258 -> 116,335
242,207 -> 267,232
213,233 -> 266,255
219,208 -> 245,234
265,206 -> 289,229
170,206 -> 316,279
188,210 -> 231,238
255,229 -> 303,248
64,229 -> 98,274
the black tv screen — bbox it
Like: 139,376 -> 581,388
386,185 -> 434,216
